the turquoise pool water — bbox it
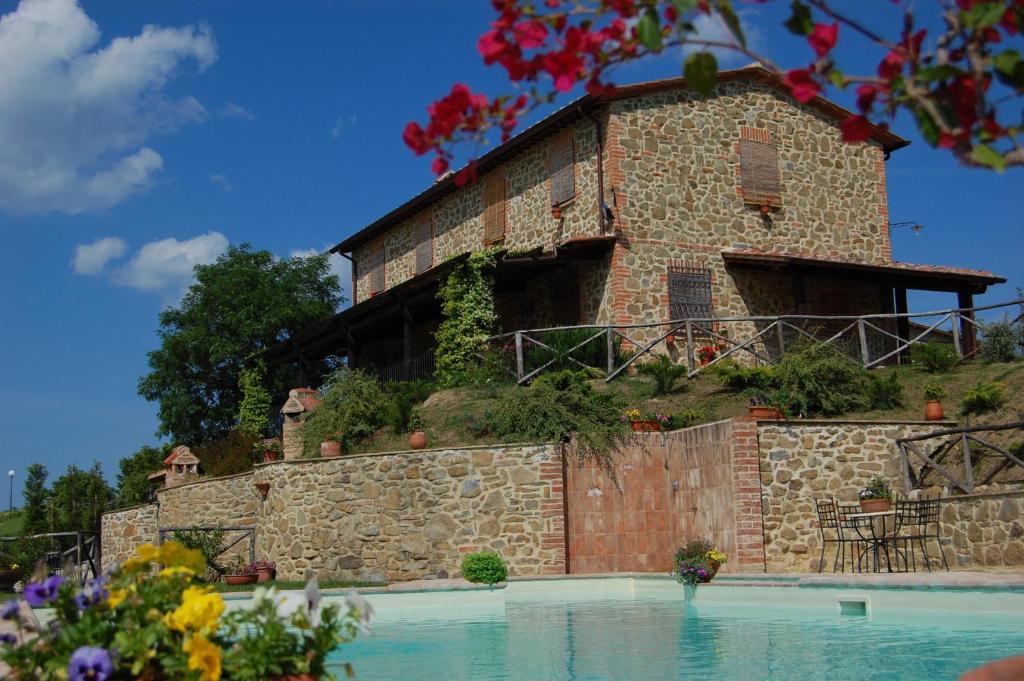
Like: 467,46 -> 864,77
328,581 -> 1024,681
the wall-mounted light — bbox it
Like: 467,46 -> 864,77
889,221 -> 924,234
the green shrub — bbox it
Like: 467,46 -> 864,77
459,346 -> 515,393
865,371 -> 904,410
237,362 -> 273,437
447,411 -> 494,439
772,342 -> 867,417
525,328 -> 624,374
435,249 -> 500,387
532,369 -> 588,392
637,354 -> 687,396
960,381 -> 1008,416
460,551 -> 508,584
923,383 -> 947,401
385,380 -> 434,434
712,359 -> 776,391
193,430 -> 258,477
172,527 -> 227,578
301,369 -> 389,456
910,342 -> 958,373
670,406 -> 711,430
489,382 -> 627,464
980,318 -> 1022,363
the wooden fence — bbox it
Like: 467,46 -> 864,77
897,421 -> 1024,494
0,532 -> 101,584
486,299 -> 1023,385
158,525 -> 256,575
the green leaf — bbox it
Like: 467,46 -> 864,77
827,69 -> 846,89
963,2 -> 1007,29
912,107 -> 940,147
671,0 -> 700,12
972,143 -> 1006,171
714,0 -> 746,48
637,8 -> 663,51
914,64 -> 961,83
784,0 -> 814,36
684,51 -> 719,96
993,50 -> 1020,75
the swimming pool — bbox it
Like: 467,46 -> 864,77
327,577 -> 1024,681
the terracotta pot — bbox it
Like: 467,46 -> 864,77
409,430 -> 427,450
224,573 -> 258,586
747,405 -> 783,419
700,561 -> 721,583
256,567 -> 275,583
630,420 -> 662,432
859,498 -> 892,513
925,399 -> 945,421
255,481 -> 271,499
320,440 -> 342,458
0,569 -> 20,589
264,450 -> 280,462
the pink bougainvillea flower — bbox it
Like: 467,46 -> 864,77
855,84 -> 878,113
478,30 -> 512,64
784,69 -> 821,103
839,115 -> 873,142
877,50 -> 904,82
513,20 -> 548,49
807,23 -> 839,58
431,156 -> 449,175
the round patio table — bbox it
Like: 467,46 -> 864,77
843,510 -> 904,573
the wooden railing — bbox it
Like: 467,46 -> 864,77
158,525 -> 256,574
897,421 -> 1024,494
0,531 -> 101,584
485,299 -> 1023,384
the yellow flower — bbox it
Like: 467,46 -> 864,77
158,566 -> 196,580
107,588 -> 129,608
706,550 -> 728,564
183,633 -> 222,681
165,586 -> 224,633
157,541 -> 206,574
136,543 -> 160,562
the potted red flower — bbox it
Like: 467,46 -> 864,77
250,560 -> 276,583
320,432 -> 344,458
223,555 -> 258,586
697,345 -> 717,365
623,409 -> 668,432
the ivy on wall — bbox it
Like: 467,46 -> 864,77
435,248 -> 501,387
237,362 -> 272,437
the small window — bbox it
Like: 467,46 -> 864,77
668,263 -> 713,321
369,244 -> 385,294
414,220 -> 433,274
549,127 -> 575,206
739,139 -> 781,207
483,172 -> 506,244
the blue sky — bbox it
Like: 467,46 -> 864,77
0,0 -> 1019,502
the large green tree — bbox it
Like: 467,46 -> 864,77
48,462 -> 114,534
138,244 -> 342,445
21,463 -> 49,536
115,445 -> 171,508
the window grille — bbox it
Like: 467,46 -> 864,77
668,264 -> 713,321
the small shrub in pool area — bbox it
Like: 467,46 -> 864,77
461,551 -> 508,584
866,371 -> 905,410
637,354 -> 687,396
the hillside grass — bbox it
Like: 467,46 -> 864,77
0,510 -> 23,537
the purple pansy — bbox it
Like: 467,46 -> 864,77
0,632 -> 16,645
1,599 -> 19,620
24,575 -> 64,607
68,646 -> 113,681
75,578 -> 108,611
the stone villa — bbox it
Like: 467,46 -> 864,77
266,65 -> 1003,378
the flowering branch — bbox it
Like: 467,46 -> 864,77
404,0 -> 1024,177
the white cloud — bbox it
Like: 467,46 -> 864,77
290,247 -> 351,307
220,102 -> 253,121
113,231 -> 228,293
209,173 -> 232,192
683,12 -> 763,67
330,113 -> 358,140
72,236 -> 127,274
0,0 -> 216,214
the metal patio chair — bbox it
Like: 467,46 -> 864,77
895,497 -> 949,572
815,499 -> 864,573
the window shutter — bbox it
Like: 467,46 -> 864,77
668,264 -> 713,321
549,127 -> 575,206
739,139 -> 781,207
483,172 -> 506,244
414,220 -> 433,274
369,244 -> 385,294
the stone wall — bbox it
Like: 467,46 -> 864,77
939,487 -> 1024,569
253,444 -> 565,583
565,418 -> 764,574
100,503 -> 158,572
759,420 -> 950,572
157,472 -> 258,530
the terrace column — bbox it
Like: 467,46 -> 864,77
894,287 -> 910,364
957,290 -> 977,358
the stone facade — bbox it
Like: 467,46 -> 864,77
100,503 -> 158,572
157,472 -> 258,530
939,487 -> 1024,569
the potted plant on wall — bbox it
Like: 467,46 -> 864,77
249,560 -> 276,583
858,474 -> 895,513
320,431 -> 345,458
622,409 -> 668,432
697,345 -> 717,366
223,555 -> 258,586
924,383 -> 947,421
674,539 -> 727,596
254,438 -> 282,463
408,411 -> 427,450
746,391 -> 788,420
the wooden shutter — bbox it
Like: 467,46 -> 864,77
369,244 -> 385,294
668,264 -> 713,321
739,139 -> 781,207
549,127 -> 575,206
414,220 -> 433,274
483,172 -> 506,244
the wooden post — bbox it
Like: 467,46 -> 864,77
961,433 -> 974,493
951,311 -> 962,358
957,290 -> 977,357
402,305 -> 413,376
515,332 -> 525,381
685,321 -> 695,373
606,327 -> 615,376
775,319 -> 785,359
346,330 -> 357,369
857,319 -> 870,367
894,287 -> 910,364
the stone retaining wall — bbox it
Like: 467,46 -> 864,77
939,487 -> 1024,569
157,472 -> 258,530
100,503 -> 158,572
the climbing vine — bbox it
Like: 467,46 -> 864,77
435,248 -> 501,387
237,361 -> 272,437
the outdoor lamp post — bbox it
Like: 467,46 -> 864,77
7,470 -> 13,512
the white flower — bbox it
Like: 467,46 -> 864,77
345,589 -> 374,632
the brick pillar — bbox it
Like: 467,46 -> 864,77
280,388 -> 320,460
538,445 -> 568,575
731,417 -> 767,573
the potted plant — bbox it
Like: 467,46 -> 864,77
674,539 -> 726,589
622,409 -> 667,432
697,345 -> 717,365
249,560 -> 276,583
924,383 -> 947,421
0,560 -> 19,590
223,555 -> 258,586
858,474 -> 895,513
320,431 -> 344,458
746,391 -> 786,420
254,438 -> 283,463
408,412 -> 427,450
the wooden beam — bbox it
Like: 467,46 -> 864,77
894,287 -> 909,364
958,290 -> 977,357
